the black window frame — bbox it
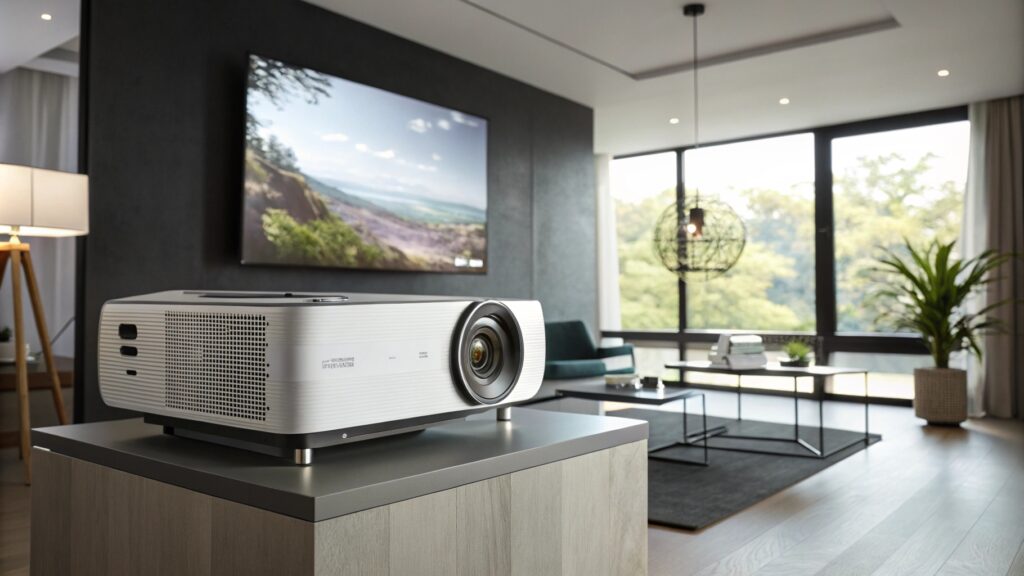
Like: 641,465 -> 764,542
605,105 -> 969,405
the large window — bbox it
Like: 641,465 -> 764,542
610,152 -> 678,330
832,121 -> 970,333
605,107 -> 970,403
684,134 -> 815,331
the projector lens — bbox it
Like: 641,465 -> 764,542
452,301 -> 524,405
470,337 -> 489,369
469,329 -> 502,379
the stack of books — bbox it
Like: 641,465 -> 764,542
709,334 -> 768,369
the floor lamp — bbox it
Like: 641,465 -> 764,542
0,163 -> 89,484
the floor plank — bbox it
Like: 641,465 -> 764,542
1007,539 -> 1024,576
935,462 -> 1024,576
814,443 -> 1002,576
865,436 -> 1022,576
696,438 -> 951,576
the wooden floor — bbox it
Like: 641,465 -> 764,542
643,391 -> 1024,576
2,393 -> 1023,576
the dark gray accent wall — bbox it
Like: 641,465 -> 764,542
532,101 -> 598,325
80,0 -> 596,421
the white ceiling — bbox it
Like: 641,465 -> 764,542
3,0 -> 1019,154
0,0 -> 79,74
305,0 -> 1024,155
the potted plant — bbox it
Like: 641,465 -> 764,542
873,239 -> 1009,425
780,340 -> 812,367
0,326 -> 14,363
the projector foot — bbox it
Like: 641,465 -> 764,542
497,407 -> 511,421
294,448 -> 313,466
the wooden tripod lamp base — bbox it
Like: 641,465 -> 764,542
0,162 -> 88,485
1,239 -> 69,485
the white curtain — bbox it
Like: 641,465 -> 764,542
965,96 -> 1024,419
963,102 -> 988,416
595,154 -> 621,332
0,68 -> 79,357
980,97 -> 1024,419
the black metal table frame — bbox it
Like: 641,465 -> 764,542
669,364 -> 871,459
646,390 -> 711,467
554,387 -> 712,466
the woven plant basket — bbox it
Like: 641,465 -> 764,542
913,368 -> 967,425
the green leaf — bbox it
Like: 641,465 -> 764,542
870,238 -> 1012,366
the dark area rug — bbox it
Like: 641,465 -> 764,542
614,408 -> 881,531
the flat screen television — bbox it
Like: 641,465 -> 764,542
241,54 -> 488,273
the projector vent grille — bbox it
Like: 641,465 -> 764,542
164,311 -> 269,421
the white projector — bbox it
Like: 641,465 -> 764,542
98,290 -> 545,463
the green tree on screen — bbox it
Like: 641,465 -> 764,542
246,56 -> 330,152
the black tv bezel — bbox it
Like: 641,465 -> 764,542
238,52 -> 490,275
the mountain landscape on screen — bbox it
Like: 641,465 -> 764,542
242,55 -> 488,272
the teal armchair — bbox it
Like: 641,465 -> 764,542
544,321 -> 635,380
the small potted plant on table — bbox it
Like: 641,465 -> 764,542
874,239 -> 1009,426
780,340 -> 812,367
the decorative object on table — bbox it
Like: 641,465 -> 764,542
605,373 -> 641,389
652,3 -> 745,282
0,163 -> 88,484
543,320 -> 635,379
709,333 -> 767,369
873,239 -> 1010,426
642,375 -> 665,390
0,326 -> 28,363
780,340 -> 813,367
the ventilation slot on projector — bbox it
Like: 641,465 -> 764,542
164,311 -> 269,421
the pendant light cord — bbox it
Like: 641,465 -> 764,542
690,7 -> 700,206
692,12 -> 699,152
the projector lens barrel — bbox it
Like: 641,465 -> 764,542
470,337 -> 488,367
470,332 -> 500,377
452,301 -> 523,405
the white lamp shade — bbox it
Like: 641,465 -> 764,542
0,163 -> 88,237
0,164 -> 32,227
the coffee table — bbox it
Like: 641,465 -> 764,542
554,382 -> 713,466
664,361 -> 871,458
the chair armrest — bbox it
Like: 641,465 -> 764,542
597,344 -> 634,358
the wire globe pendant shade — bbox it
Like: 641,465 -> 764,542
654,197 -> 746,281
654,2 -> 746,281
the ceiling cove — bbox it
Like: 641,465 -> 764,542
458,0 -> 900,81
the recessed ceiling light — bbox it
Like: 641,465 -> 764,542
669,117 -> 680,125
40,13 -> 53,20
937,69 -> 950,77
779,97 -> 791,105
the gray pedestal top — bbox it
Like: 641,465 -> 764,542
31,408 -> 647,522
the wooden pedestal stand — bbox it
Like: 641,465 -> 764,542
0,238 -> 69,485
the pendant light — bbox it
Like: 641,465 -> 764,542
684,3 -> 705,240
653,3 -> 746,281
